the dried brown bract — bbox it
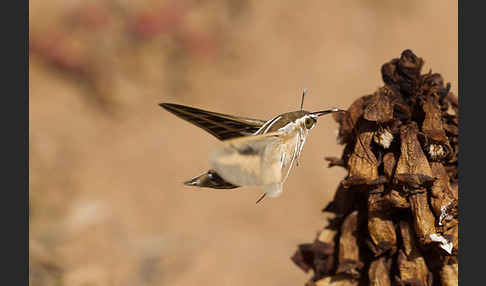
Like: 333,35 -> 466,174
366,188 -> 398,256
397,221 -> 433,286
337,211 -> 363,279
346,120 -> 379,187
368,257 -> 392,286
293,50 -> 458,285
364,88 -> 394,123
408,191 -> 437,245
394,122 -> 435,190
334,94 -> 374,145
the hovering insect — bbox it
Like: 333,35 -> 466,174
160,89 -> 343,203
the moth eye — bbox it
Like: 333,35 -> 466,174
305,118 -> 315,129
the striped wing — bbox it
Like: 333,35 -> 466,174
209,131 -> 300,197
160,103 -> 266,140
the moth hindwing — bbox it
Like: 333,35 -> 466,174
210,130 -> 301,197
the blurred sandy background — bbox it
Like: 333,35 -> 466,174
29,0 -> 457,285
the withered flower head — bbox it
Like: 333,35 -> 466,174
293,50 -> 459,286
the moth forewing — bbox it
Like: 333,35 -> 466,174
159,103 -> 266,141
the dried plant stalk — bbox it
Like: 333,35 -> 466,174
293,50 -> 459,285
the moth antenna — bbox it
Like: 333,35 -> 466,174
255,193 -> 266,204
300,88 -> 307,111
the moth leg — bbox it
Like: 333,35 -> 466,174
255,193 -> 266,204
